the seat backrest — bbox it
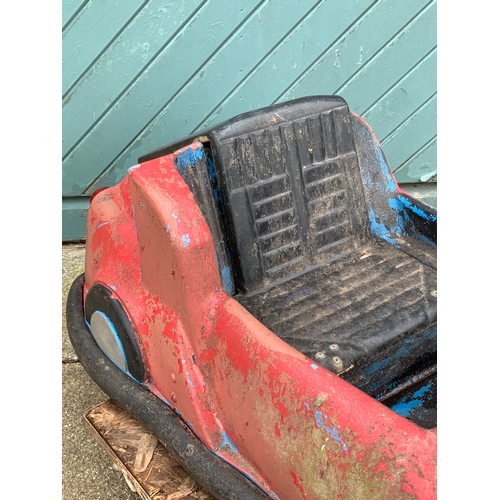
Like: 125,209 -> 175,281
207,96 -> 371,293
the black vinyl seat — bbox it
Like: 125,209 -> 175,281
142,96 -> 437,402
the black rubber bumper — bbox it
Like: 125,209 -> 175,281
66,274 -> 270,500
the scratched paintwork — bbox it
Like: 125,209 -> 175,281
83,141 -> 437,499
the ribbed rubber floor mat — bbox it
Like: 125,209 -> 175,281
236,239 -> 437,394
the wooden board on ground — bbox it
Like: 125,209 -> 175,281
84,399 -> 215,500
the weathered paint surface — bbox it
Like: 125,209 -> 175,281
83,141 -> 437,499
352,112 -> 437,253
63,0 -> 437,241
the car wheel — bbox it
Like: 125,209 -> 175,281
84,283 -> 145,383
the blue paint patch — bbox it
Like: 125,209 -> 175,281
172,213 -> 178,219
207,155 -> 224,203
166,224 -> 170,234
110,285 -> 116,291
188,379 -> 194,388
304,402 -> 310,410
97,221 -> 109,229
388,197 -> 403,213
128,164 -> 140,173
314,411 -> 348,451
213,185 -> 221,202
176,147 -> 203,176
400,196 -> 437,222
182,234 -> 191,248
311,364 -> 319,370
219,431 -> 238,454
207,156 -> 217,183
391,381 -> 434,418
182,359 -> 186,364
368,209 -> 398,246
221,266 -> 234,295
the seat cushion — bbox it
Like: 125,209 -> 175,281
236,238 -> 437,398
209,96 -> 371,293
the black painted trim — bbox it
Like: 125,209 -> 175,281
85,283 -> 145,383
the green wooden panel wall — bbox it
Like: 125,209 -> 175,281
62,0 -> 437,241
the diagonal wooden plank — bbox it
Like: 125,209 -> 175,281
62,0 -> 205,159
93,0 -> 435,193
394,137 -> 437,184
280,0 -> 433,104
361,48 -> 436,142
62,0 -> 88,29
63,0 -> 263,195
89,0 -> 336,191
381,94 -> 437,171
63,0 -> 147,97
336,2 -> 436,114
90,0 -> 413,192
62,0 -> 439,241
192,0 -> 375,131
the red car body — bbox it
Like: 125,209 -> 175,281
68,96 -> 437,499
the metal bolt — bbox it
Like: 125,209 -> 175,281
315,351 -> 326,360
328,344 -> 339,351
332,356 -> 344,371
431,290 -> 437,297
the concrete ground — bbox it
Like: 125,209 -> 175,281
62,244 -> 139,499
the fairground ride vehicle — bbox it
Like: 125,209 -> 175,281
67,96 -> 437,500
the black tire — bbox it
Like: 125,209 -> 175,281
67,274 -> 270,499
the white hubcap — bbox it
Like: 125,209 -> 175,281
90,311 -> 127,372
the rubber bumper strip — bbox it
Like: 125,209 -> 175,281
66,274 -> 270,500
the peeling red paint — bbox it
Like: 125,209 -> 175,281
290,471 -> 306,499
83,142 -> 437,500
